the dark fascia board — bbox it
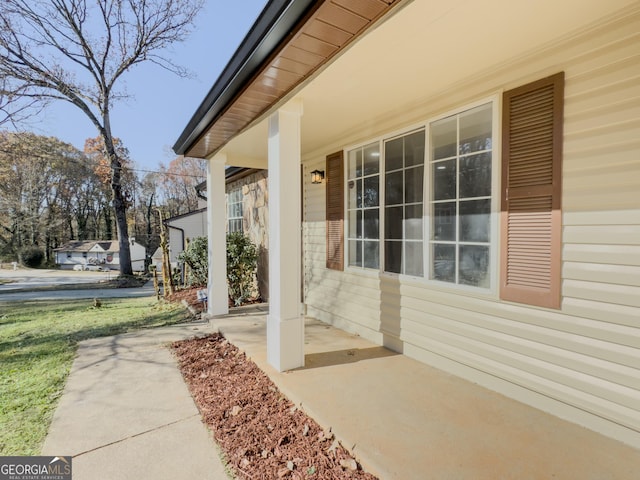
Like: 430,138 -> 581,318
225,166 -> 251,181
173,0 -> 316,156
225,167 -> 263,184
193,167 -> 261,201
164,207 -> 208,224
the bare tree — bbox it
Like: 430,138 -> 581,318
159,155 -> 206,217
0,0 -> 203,275
0,77 -> 46,128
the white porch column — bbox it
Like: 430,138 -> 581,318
207,153 -> 229,316
267,99 -> 304,372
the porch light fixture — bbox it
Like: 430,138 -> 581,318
310,169 -> 325,184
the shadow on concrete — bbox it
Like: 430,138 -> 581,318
297,346 -> 398,370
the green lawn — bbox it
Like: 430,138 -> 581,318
0,297 -> 191,455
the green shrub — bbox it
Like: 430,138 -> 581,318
178,236 -> 208,286
178,233 -> 259,306
19,246 -> 44,268
226,232 -> 258,306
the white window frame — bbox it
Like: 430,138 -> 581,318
425,96 -> 500,293
345,141 -> 381,272
227,187 -> 243,233
382,128 -> 426,277
342,96 -> 499,293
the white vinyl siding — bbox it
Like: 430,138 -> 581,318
303,9 -> 640,448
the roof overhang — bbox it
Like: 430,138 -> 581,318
175,0 -> 638,167
173,0 -> 403,159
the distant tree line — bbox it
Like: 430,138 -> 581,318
0,131 -> 206,267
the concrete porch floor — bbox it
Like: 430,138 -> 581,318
211,308 -> 640,480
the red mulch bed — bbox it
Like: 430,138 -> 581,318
166,286 -> 263,314
172,334 -> 378,480
165,286 -> 207,313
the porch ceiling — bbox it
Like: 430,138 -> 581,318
194,0 -> 636,168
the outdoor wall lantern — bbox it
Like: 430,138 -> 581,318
310,169 -> 325,184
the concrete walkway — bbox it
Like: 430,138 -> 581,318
44,308 -> 640,479
42,321 -> 228,480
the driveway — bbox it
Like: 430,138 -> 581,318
0,267 -> 112,289
0,267 -> 155,301
0,284 -> 157,301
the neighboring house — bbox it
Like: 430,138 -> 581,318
161,183 -> 208,269
165,167 -> 269,299
165,208 -> 208,265
54,240 -> 147,271
173,0 -> 640,450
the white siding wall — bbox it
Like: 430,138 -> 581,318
166,211 -> 207,263
303,10 -> 640,448
304,158 -> 384,343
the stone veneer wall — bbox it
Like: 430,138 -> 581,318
227,169 -> 269,301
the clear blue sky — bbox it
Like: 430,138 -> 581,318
34,0 -> 268,172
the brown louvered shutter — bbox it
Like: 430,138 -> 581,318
501,73 -> 564,309
326,151 -> 344,270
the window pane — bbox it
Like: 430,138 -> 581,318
347,143 -> 381,271
459,199 -> 490,242
405,241 -> 424,277
459,103 -> 492,155
385,171 -> 403,205
348,180 -> 355,208
385,241 -> 402,274
460,153 -> 491,198
432,244 -> 455,283
432,202 -> 455,241
363,241 -> 380,269
405,204 -> 423,240
348,149 -> 362,179
385,206 -> 403,240
405,165 -> 424,203
363,175 -> 379,207
429,102 -> 493,289
433,159 -> 456,200
363,209 -> 379,239
405,130 -> 425,167
349,240 -> 362,267
229,219 -> 242,233
385,137 -> 403,171
349,210 -> 362,239
363,144 -> 380,175
431,116 -> 456,160
348,179 -> 362,209
459,245 -> 489,287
